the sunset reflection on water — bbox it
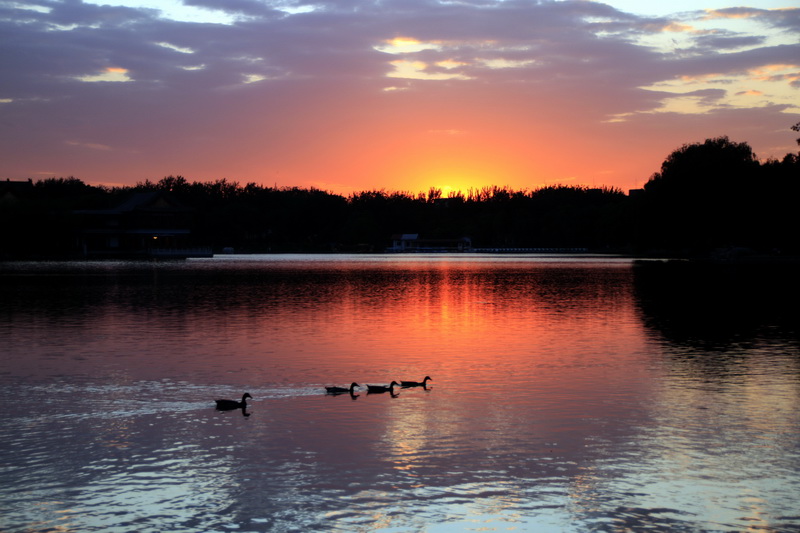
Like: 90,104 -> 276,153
1,255 -> 798,532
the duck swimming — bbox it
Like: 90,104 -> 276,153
400,376 -> 432,388
326,382 -> 360,394
366,381 -> 399,393
215,393 -> 252,410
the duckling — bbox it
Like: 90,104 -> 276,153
325,382 -> 360,394
215,393 -> 252,410
400,376 -> 432,388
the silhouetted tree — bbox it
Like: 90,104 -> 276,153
640,137 -> 762,253
0,177 -> 110,258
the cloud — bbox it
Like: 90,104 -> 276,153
76,67 -> 132,82
1,0 -> 798,191
5,2 -> 792,105
703,6 -> 800,32
65,140 -> 114,151
691,34 -> 766,51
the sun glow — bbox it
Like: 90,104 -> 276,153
412,166 -> 505,198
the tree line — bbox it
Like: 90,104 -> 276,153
1,133 -> 798,258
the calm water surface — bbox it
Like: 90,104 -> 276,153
1,254 -> 799,532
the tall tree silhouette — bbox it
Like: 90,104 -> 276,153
642,137 -> 760,253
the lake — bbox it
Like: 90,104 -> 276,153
1,254 -> 799,532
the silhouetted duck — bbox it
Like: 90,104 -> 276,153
326,382 -> 360,394
215,393 -> 252,410
366,381 -> 399,393
400,376 -> 432,388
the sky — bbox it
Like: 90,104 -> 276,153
1,0 -> 799,196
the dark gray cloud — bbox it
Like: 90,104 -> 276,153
692,34 -> 765,50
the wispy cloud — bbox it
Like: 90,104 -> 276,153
65,140 -> 114,151
76,67 -> 132,83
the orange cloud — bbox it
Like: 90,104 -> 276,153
662,22 -> 696,33
77,67 -> 131,82
748,64 -> 800,82
387,59 -> 471,81
375,37 -> 441,54
436,59 -> 468,70
679,73 -> 724,82
703,8 -> 761,20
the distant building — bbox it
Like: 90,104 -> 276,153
74,191 -> 211,258
388,233 -> 472,252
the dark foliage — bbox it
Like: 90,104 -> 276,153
639,136 -> 799,254
2,129 -> 799,259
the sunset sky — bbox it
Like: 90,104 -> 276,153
2,0 -> 798,196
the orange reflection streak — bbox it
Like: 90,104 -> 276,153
316,264 -> 644,377
274,260 -> 657,524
